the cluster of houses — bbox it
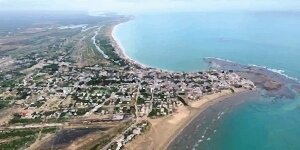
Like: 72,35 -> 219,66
109,122 -> 149,150
2,52 -> 255,123
0,20 -> 255,126
0,21 -> 258,150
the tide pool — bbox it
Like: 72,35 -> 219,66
114,11 -> 300,150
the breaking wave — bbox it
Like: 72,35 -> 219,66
249,64 -> 299,82
205,57 -> 299,83
205,57 -> 234,63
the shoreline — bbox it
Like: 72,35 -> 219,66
123,88 -> 251,150
166,89 -> 251,149
107,20 -> 255,150
109,20 -> 178,73
110,20 -> 149,69
166,89 -> 256,150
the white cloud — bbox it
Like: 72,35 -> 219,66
1,0 -> 300,13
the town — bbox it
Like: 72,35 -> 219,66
0,14 -> 255,149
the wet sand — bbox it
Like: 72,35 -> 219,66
168,90 -> 259,150
124,89 -> 249,150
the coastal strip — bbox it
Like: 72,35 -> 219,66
123,89 -> 249,150
110,21 -> 148,69
0,14 -> 258,150
105,19 -> 255,150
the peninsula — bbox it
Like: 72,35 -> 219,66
0,14 -> 255,150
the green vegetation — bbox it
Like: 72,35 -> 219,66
0,131 -> 35,139
0,127 -> 57,149
76,108 -> 91,116
90,134 -> 115,150
89,121 -> 133,150
0,136 -> 35,150
230,88 -> 235,93
9,113 -> 67,124
82,40 -> 105,66
0,72 -> 24,88
137,97 -> 145,105
92,86 -> 118,93
139,121 -> 150,133
42,64 -> 59,75
0,79 -> 17,88
0,15 -> 134,149
13,87 -> 32,100
148,109 -> 159,117
148,107 -> 168,118
96,27 -> 128,66
32,74 -> 46,81
0,101 -> 9,110
41,127 -> 57,133
87,76 -> 122,86
9,117 -> 43,124
29,100 -> 45,108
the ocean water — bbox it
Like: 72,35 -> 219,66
114,12 -> 300,150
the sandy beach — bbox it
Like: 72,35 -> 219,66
109,21 -> 148,69
123,89 -> 248,150
110,21 -> 176,73
107,21 -> 252,150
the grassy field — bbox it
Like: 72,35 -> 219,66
0,127 -> 57,149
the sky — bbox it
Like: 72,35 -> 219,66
1,0 -> 300,13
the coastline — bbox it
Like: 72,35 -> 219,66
107,20 -> 255,150
110,20 -> 177,73
123,88 -> 250,150
110,20 -> 149,69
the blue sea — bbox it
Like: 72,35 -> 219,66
114,12 -> 300,150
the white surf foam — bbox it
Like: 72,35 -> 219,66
205,57 -> 234,63
249,64 -> 299,82
205,57 -> 299,83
